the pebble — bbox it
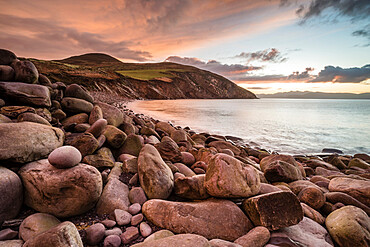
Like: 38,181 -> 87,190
48,145 -> 82,169
114,209 -> 132,226
85,223 -> 106,245
104,234 -> 121,247
131,213 -> 144,226
129,187 -> 148,205
105,227 -> 122,236
140,222 -> 152,237
0,228 -> 18,241
120,226 -> 139,244
128,203 -> 141,215
101,219 -> 116,228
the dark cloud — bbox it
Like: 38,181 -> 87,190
310,64 -> 370,83
233,74 -> 287,82
246,86 -> 272,90
0,13 -> 152,61
352,25 -> 370,46
165,56 -> 261,76
296,0 -> 370,21
288,67 -> 314,80
234,48 -> 287,63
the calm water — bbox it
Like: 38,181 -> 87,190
127,99 -> 370,155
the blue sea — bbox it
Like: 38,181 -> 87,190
127,99 -> 370,155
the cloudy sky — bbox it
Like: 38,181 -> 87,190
1,0 -> 369,94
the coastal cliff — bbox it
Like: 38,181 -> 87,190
30,53 -> 257,100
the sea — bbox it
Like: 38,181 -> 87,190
127,99 -> 370,155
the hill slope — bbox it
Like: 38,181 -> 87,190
31,53 -> 257,100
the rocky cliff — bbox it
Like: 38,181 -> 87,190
30,53 -> 257,100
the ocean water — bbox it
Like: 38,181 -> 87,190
127,99 -> 370,155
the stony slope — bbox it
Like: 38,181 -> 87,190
30,53 -> 257,100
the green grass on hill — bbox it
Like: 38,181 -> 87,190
116,69 -> 186,81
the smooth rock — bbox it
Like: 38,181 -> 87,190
0,114 -> 12,123
174,174 -> 209,200
0,65 -> 14,81
138,144 -> 174,199
114,209 -> 132,226
326,206 -> 369,247
89,105 -> 103,125
0,82 -> 50,107
143,229 -> 174,243
0,240 -> 24,247
173,162 -> 196,177
209,141 -> 241,156
12,60 -> 38,84
62,113 -> 88,129
181,152 -> 195,166
38,74 -> 52,87
96,102 -> 124,127
101,220 -> 116,228
234,226 -> 270,247
85,223 -> 105,246
120,226 -> 139,244
325,192 -> 370,215
143,198 -> 253,241
154,136 -> 182,163
0,105 -> 35,118
205,153 -> 260,198
301,203 -> 326,225
65,84 -> 94,103
83,147 -> 115,169
139,222 -> 152,237
119,134 -> 143,157
129,187 -> 148,205
48,146 -> 82,169
133,234 -> 210,247
260,155 -> 304,183
155,121 -> 175,135
0,167 -> 23,223
0,49 -> 16,65
329,177 -> 370,206
348,158 -> 370,169
17,112 -> 51,126
19,160 -> 102,217
105,227 -> 122,236
269,217 -> 334,247
128,203 -> 141,215
104,235 -> 121,247
96,178 -> 130,215
131,214 -> 144,226
61,97 -> 93,113
242,191 -> 303,230
70,132 -> 99,157
209,239 -> 242,247
0,229 -> 18,241
86,118 -> 107,137
297,187 -> 325,210
19,213 -> 60,242
74,123 -> 90,132
103,125 -> 127,148
22,221 -> 83,247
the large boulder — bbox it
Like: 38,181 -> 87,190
0,167 -> 23,224
155,136 -> 183,162
329,177 -> 370,206
205,153 -> 260,198
118,134 -> 143,157
0,82 -> 51,107
95,102 -> 124,127
268,217 -> 334,247
0,49 -> 17,65
96,178 -> 130,215
326,206 -> 369,247
0,65 -> 15,81
19,159 -> 102,217
17,112 -> 51,126
0,122 -> 64,163
138,144 -> 174,199
242,191 -> 303,230
64,84 -> 94,103
19,213 -> 61,242
23,221 -> 83,247
61,97 -> 93,113
132,234 -> 210,247
260,155 -> 304,183
142,198 -> 253,241
12,60 -> 39,84
174,174 -> 210,200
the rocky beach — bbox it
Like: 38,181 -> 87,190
0,48 -> 369,247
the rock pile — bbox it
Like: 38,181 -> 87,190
0,48 -> 369,247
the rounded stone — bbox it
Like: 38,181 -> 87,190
140,222 -> 152,237
85,223 -> 106,245
65,84 -> 94,103
86,118 -> 107,138
104,234 -> 121,247
61,97 -> 93,113
12,60 -> 39,84
19,213 -> 60,242
0,65 -> 15,81
297,187 -> 325,210
128,203 -> 141,215
17,112 -> 51,126
48,146 -> 82,169
235,226 -> 270,247
89,105 -> 103,125
0,49 -> 17,65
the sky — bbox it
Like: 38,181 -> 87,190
1,0 -> 369,94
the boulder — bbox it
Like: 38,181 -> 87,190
96,102 -> 124,127
0,65 -> 15,81
143,229 -> 174,243
70,132 -> 99,157
297,187 -> 325,210
0,105 -> 35,118
22,221 -> 83,247
118,134 -> 143,157
0,82 -> 50,107
209,239 -> 241,247
12,60 -> 38,84
234,226 -> 270,247
61,97 -> 93,113
132,234 -> 210,247
0,167 -> 23,223
143,198 -> 253,241
0,49 -> 17,65
19,159 -> 102,217
155,136 -> 182,162
83,147 -> 115,169
242,191 -> 303,230
89,105 -> 103,125
96,178 -> 130,215
155,121 -> 175,135
65,84 -> 94,103
86,118 -> 107,137
268,217 -> 334,247
17,112 -> 51,126
326,206 -> 370,247
138,144 -> 174,199
120,226 -> 139,244
19,213 -> 60,242
38,74 -> 52,87
205,153 -> 260,198
260,155 -> 304,183
329,177 -> 370,206
0,240 -> 24,246
181,152 -> 195,166
129,187 -> 147,205
173,163 -> 196,177
48,146 -> 82,169
208,141 -> 241,156
301,203 -> 325,225
103,125 -> 127,148
62,113 -> 88,129
0,122 -> 64,163
0,114 -> 12,123
348,158 -> 370,169
174,174 -> 210,200
170,129 -> 187,143
325,192 -> 370,215
0,228 -> 18,241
